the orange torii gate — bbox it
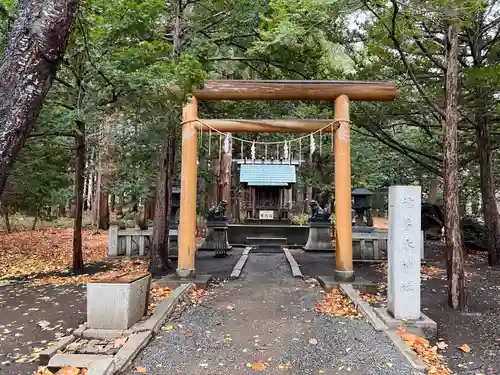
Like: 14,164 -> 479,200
175,80 -> 397,282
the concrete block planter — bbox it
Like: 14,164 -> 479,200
87,271 -> 151,330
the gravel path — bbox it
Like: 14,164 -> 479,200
125,252 -> 418,375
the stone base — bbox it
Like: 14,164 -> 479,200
303,247 -> 334,252
304,222 -> 334,251
197,246 -> 233,251
156,273 -> 213,289
198,225 -> 232,251
317,275 -> 377,294
374,307 -> 437,341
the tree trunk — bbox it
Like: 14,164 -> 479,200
219,136 -> 232,219
97,113 -> 114,230
149,130 -> 176,274
197,167 -> 207,214
210,157 -> 220,206
0,0 -> 79,197
72,122 -> 85,272
144,197 -> 155,221
466,14 -> 500,265
110,194 -> 116,212
1,202 -> 11,233
31,209 -> 39,230
442,20 -> 466,310
428,178 -> 439,204
475,91 -> 500,265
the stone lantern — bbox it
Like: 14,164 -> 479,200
352,188 -> 374,231
168,187 -> 181,258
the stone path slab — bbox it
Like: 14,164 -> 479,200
125,253 -> 419,375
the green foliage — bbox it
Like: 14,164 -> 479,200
3,0 -> 499,220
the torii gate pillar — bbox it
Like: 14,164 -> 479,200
334,95 -> 354,281
176,97 -> 198,278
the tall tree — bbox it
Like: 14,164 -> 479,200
442,12 -> 466,310
0,0 -> 80,196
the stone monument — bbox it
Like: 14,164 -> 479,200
198,200 -> 232,252
375,186 -> 436,339
304,200 -> 334,251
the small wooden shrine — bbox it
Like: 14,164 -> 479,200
236,159 -> 299,221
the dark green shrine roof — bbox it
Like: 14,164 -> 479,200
240,164 -> 296,186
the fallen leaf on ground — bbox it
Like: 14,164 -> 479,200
162,324 -> 175,332
55,367 -> 80,375
436,341 -> 448,350
315,288 -> 361,318
135,367 -> 147,373
183,332 -> 194,337
188,286 -> 206,305
251,361 -> 267,371
37,321 -> 51,330
458,344 -> 471,353
114,337 -> 128,347
147,285 -> 172,316
278,363 -> 292,369
397,327 -> 452,375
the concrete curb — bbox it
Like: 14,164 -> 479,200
230,254 -> 249,279
48,354 -> 114,368
384,330 -> 427,371
133,283 -> 192,333
113,331 -> 152,373
88,358 -> 115,375
339,284 -> 387,332
81,329 -> 133,340
39,335 -> 77,365
282,248 -> 303,278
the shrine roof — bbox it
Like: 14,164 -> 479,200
240,164 -> 296,186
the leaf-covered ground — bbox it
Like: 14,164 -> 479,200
0,228 -> 110,284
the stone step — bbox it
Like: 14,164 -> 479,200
245,237 -> 287,246
251,246 -> 283,253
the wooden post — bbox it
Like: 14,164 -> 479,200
334,95 -> 354,281
177,97 -> 198,278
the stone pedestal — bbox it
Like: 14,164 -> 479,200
87,272 -> 151,330
304,221 -> 334,251
168,227 -> 179,258
198,221 -> 232,251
